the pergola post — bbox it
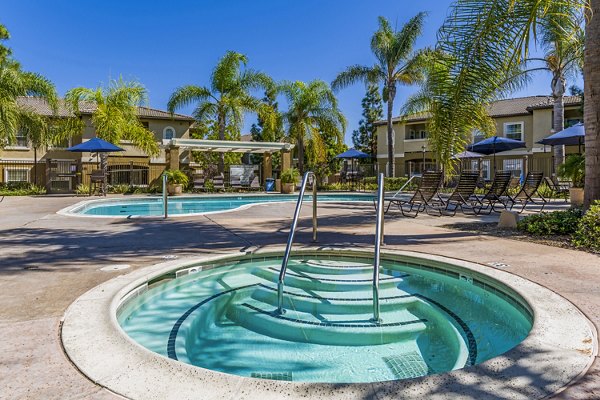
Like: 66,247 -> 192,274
282,149 -> 292,172
167,145 -> 180,170
262,152 -> 272,185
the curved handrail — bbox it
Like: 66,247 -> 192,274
372,173 -> 385,322
276,171 -> 316,314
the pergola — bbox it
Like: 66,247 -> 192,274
164,138 -> 294,183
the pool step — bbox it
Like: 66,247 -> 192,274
252,267 -> 407,292
226,301 -> 428,346
251,284 -> 420,315
287,260 -> 377,276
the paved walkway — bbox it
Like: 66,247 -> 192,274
0,195 -> 598,399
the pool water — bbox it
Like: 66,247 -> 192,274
118,254 -> 532,383
73,194 -> 374,216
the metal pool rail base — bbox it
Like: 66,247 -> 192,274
61,247 -> 597,400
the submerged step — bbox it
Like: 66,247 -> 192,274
287,259 -> 378,276
252,284 -> 421,314
226,301 -> 428,346
252,267 -> 408,292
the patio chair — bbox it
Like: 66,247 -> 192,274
383,171 -> 444,217
230,175 -> 242,191
212,173 -> 225,191
193,173 -> 206,191
89,169 -> 107,196
543,176 -> 570,201
470,171 -> 512,215
426,172 -> 480,216
509,171 -> 547,213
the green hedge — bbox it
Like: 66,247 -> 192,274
517,209 -> 582,236
0,182 -> 46,196
572,201 -> 600,252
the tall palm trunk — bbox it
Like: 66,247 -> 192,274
386,83 -> 396,177
551,72 -> 566,174
297,135 -> 304,174
584,0 -> 600,209
100,153 -> 108,196
217,113 -> 226,174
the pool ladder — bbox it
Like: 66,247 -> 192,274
276,172 -> 386,323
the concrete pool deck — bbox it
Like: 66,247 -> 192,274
1,194 -> 599,399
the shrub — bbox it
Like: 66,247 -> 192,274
517,208 -> 583,236
108,184 -> 131,194
362,176 -> 410,191
75,184 -> 91,195
572,201 -> 600,252
0,182 -> 46,196
164,169 -> 189,186
280,168 -> 301,184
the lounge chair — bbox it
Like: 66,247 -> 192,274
543,176 -> 570,201
426,172 -> 480,216
470,171 -> 512,214
249,176 -> 261,191
384,171 -> 444,217
509,171 -> 547,213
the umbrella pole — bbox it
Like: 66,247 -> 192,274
551,145 -> 555,176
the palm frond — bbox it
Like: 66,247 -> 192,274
167,85 -> 213,114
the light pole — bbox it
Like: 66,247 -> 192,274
421,145 -> 426,173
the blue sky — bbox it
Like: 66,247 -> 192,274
3,0 -> 582,144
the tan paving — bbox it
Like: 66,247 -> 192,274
0,195 -> 598,399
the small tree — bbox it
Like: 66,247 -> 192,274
352,84 -> 383,158
65,78 -> 159,192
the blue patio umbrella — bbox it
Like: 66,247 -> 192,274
335,148 -> 371,159
67,137 -> 124,153
335,148 -> 370,190
67,137 -> 124,195
537,122 -> 585,150
467,136 -> 526,171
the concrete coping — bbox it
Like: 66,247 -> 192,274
56,193 -> 376,219
61,247 -> 597,400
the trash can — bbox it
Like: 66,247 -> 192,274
265,178 -> 275,192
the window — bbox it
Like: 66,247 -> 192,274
4,168 -> 30,183
503,122 -> 524,141
503,158 -> 523,177
471,159 -> 490,180
14,130 -> 29,148
565,118 -> 582,128
163,126 -> 176,140
405,129 -> 428,140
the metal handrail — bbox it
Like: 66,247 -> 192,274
277,171 -> 317,314
392,174 -> 418,197
372,173 -> 385,323
162,173 -> 168,219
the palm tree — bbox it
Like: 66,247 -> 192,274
0,24 -> 57,149
168,51 -> 274,173
332,13 -> 429,177
526,11 -> 584,172
280,80 -> 346,174
65,78 -> 159,191
425,0 -> 597,208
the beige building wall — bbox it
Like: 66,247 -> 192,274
375,102 -> 583,177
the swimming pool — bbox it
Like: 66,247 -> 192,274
118,251 -> 533,383
62,194 -> 375,217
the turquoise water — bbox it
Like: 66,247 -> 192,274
118,255 -> 532,383
75,194 -> 374,216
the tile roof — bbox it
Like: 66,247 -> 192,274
377,95 -> 583,125
16,96 -> 195,121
